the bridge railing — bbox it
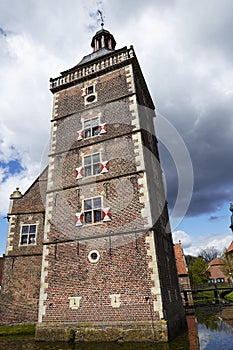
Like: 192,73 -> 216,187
180,282 -> 233,292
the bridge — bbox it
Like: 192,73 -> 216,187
180,282 -> 233,307
180,282 -> 233,293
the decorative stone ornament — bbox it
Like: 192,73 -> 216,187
81,87 -> 87,96
109,294 -> 121,308
102,207 -> 112,222
68,296 -> 82,309
100,161 -> 109,174
76,130 -> 84,141
75,212 -> 84,226
10,187 -> 22,199
99,123 -> 107,134
75,167 -> 83,179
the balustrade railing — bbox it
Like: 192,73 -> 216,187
180,282 -> 233,291
50,47 -> 134,90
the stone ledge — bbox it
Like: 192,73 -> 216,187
35,320 -> 168,343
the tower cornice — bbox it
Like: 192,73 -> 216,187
49,45 -> 155,109
50,46 -> 132,92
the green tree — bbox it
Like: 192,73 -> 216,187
188,257 -> 210,284
221,249 -> 233,282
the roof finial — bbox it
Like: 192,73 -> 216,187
97,9 -> 104,29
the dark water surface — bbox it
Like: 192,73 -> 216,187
0,334 -> 190,350
1,307 -> 233,350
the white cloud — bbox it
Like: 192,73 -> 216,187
0,162 -> 41,216
173,230 -> 233,257
172,230 -> 192,248
0,31 -> 62,217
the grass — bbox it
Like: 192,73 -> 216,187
193,291 -> 215,304
0,324 -> 35,336
223,291 -> 233,302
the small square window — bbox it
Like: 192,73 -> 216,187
83,117 -> 99,139
84,153 -> 100,177
87,86 -> 94,94
20,224 -> 37,246
83,197 -> 102,224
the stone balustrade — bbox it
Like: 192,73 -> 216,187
50,47 -> 134,90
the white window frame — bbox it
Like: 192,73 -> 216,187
83,116 -> 100,139
88,250 -> 100,263
83,152 -> 101,177
83,196 -> 102,225
20,224 -> 37,246
84,84 -> 97,105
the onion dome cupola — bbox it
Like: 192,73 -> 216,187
91,29 -> 116,52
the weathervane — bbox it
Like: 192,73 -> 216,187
97,9 -> 104,29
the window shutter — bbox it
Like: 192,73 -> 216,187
75,212 -> 84,226
81,87 -> 87,96
102,207 -> 112,222
100,161 -> 109,174
76,167 -> 83,179
77,130 -> 84,141
99,123 -> 107,134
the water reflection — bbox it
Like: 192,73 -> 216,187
196,306 -> 233,350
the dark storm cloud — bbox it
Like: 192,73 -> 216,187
143,0 -> 233,219
158,92 -> 233,217
178,1 -> 233,63
209,216 -> 219,221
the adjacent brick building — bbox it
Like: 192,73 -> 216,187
208,258 -> 228,284
0,28 -> 185,342
174,243 -> 193,306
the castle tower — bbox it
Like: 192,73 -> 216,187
35,27 -> 185,342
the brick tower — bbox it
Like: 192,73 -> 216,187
35,27 -> 185,342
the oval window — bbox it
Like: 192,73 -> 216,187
86,95 -> 96,103
88,250 -> 100,263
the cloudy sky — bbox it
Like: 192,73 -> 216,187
0,0 -> 233,256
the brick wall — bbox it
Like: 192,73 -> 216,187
54,68 -> 129,120
0,170 -> 47,324
42,234 -> 159,323
0,255 -> 42,324
0,257 -> 3,286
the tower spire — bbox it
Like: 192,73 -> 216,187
91,15 -> 116,53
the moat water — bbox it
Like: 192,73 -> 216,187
1,307 -> 233,350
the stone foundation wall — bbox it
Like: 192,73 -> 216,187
35,320 -> 168,342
